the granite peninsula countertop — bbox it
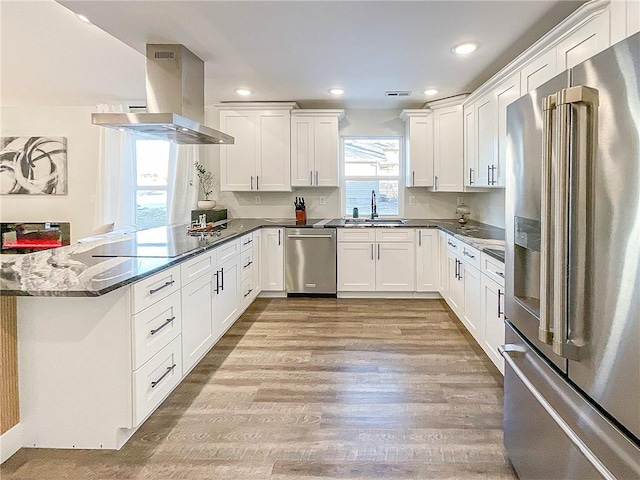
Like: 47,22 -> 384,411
0,218 -> 504,297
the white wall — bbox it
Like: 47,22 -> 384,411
467,190 -> 506,228
205,107 -> 462,220
0,107 -> 100,241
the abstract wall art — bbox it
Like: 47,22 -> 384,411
0,136 -> 68,195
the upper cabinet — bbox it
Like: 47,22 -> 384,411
219,103 -> 297,192
520,48 -> 557,94
556,10 -> 610,70
400,110 -> 433,187
291,110 -> 344,187
433,102 -> 464,192
610,0 -> 640,45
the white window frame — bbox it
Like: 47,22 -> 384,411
340,135 -> 404,219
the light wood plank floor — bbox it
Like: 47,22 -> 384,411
1,298 -> 518,479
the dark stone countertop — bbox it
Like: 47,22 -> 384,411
1,218 -> 504,297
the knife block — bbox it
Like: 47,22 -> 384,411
295,210 -> 307,225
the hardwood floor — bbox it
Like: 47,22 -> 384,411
1,298 -> 517,479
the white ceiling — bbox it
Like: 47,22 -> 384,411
3,0 -> 584,109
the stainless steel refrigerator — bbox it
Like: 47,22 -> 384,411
504,32 -> 640,479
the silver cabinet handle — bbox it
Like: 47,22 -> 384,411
371,243 -> 374,260
220,267 -> 224,291
310,170 -> 313,185
150,316 -> 175,335
287,234 -> 333,239
149,280 -> 175,295
244,288 -> 253,298
377,243 -> 380,260
278,230 -> 281,246
469,168 -> 474,185
316,171 -> 319,185
499,345 -> 616,480
434,175 -> 439,191
412,170 -> 415,185
214,270 -> 220,294
243,238 -> 252,246
497,289 -> 503,318
463,250 -> 475,259
418,230 -> 422,247
151,364 -> 176,389
256,175 -> 259,190
447,240 -> 456,248
243,260 -> 253,269
496,271 -> 504,278
250,176 -> 254,190
487,165 -> 491,185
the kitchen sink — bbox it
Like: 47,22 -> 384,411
344,218 -> 407,227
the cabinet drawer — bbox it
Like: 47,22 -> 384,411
132,291 -> 182,370
132,266 -> 181,314
240,233 -> 254,252
482,252 -> 505,287
375,228 -> 414,243
241,276 -> 254,306
180,251 -> 216,286
240,249 -> 254,281
216,238 -> 240,264
460,242 -> 482,270
132,335 -> 182,426
337,228 -> 376,242
445,235 -> 460,255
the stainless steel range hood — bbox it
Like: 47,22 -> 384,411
92,44 -> 233,145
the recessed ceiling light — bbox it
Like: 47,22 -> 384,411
76,14 -> 91,24
329,88 -> 345,96
181,128 -> 189,132
423,89 -> 438,96
236,89 -> 252,96
452,43 -> 478,55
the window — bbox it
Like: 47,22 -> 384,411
134,139 -> 170,229
342,137 -> 402,217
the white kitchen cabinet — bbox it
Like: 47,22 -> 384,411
261,228 -> 285,291
520,48 -> 557,94
216,253 -> 241,334
481,274 -> 505,374
474,91 -> 496,187
337,241 -> 376,291
416,229 -> 439,292
438,230 -> 449,298
610,0 -> 640,45
251,229 -> 262,301
446,249 -> 464,315
291,110 -> 344,187
375,242 -> 415,291
463,104 -> 477,187
461,261 -> 482,343
181,272 -> 215,374
495,73 -> 520,187
401,110 -> 434,187
556,11 -> 610,70
220,106 -> 294,192
433,104 -> 464,192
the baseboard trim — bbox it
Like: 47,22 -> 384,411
337,292 -> 442,299
1,423 -> 22,464
258,291 -> 287,298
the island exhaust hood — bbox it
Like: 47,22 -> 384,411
91,44 -> 234,145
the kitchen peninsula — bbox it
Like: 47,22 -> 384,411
1,219 -> 504,451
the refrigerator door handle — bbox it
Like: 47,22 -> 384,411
499,345 -> 616,480
539,94 -> 556,345
552,86 -> 599,360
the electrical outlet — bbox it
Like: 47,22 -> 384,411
409,195 -> 416,206
319,197 -> 326,205
254,196 -> 261,205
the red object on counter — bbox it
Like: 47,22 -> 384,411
295,210 -> 307,225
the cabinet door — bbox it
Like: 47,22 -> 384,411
255,110 -> 291,191
446,252 -> 464,315
438,231 -> 449,298
520,48 -> 557,94
610,0 -> 640,44
261,228 -> 285,291
406,115 -> 434,187
463,104 -> 477,187
481,275 -> 505,374
181,272 -> 215,374
495,73 -> 520,187
216,255 -> 241,334
219,110 -> 255,191
433,105 -> 464,192
314,116 -> 339,187
291,116 -> 314,187
461,262 -> 482,343
475,92 -> 496,187
556,12 -> 610,70
375,242 -> 415,291
416,229 -> 439,292
251,230 -> 262,300
337,242 -> 376,291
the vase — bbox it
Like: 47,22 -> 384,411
197,200 -> 216,210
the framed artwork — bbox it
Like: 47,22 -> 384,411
0,136 -> 68,194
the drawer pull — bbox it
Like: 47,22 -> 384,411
243,239 -> 252,246
243,260 -> 253,269
244,288 -> 253,298
496,271 -> 505,278
150,364 -> 176,389
150,316 -> 175,335
447,240 -> 457,248
149,280 -> 175,295
464,250 -> 475,259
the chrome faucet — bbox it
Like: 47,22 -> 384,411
371,190 -> 378,219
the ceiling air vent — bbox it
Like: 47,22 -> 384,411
154,51 -> 175,59
386,91 -> 412,97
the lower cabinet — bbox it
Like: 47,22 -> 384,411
216,253 -> 241,333
337,242 -> 376,291
481,274 -> 505,374
446,250 -> 464,315
375,242 -> 415,291
416,229 -> 439,292
181,272 -> 216,374
438,231 -> 449,297
461,261 -> 482,343
261,228 -> 285,291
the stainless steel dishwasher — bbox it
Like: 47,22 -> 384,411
285,228 -> 337,296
